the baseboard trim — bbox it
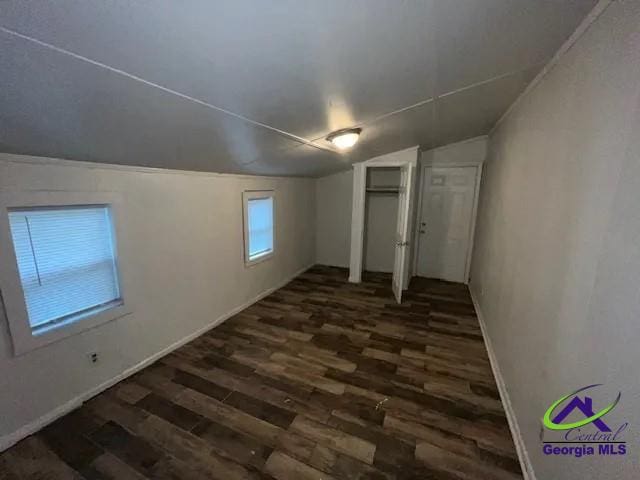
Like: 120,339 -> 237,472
469,287 -> 537,480
0,263 -> 314,453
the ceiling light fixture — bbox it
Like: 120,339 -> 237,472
326,128 -> 362,150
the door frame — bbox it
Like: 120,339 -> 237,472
349,146 -> 419,284
413,161 -> 483,284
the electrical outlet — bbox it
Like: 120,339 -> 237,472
88,352 -> 99,364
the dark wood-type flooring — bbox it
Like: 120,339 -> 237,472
0,266 -> 522,479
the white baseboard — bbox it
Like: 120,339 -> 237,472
469,287 -> 537,480
0,263 -> 314,453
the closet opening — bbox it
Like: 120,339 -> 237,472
363,167 -> 400,277
349,146 -> 419,303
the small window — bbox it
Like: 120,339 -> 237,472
243,191 -> 274,265
8,205 -> 122,335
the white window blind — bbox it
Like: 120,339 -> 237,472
247,196 -> 274,260
8,205 -> 121,332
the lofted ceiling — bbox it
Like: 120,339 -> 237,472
0,0 -> 597,177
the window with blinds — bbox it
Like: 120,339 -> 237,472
247,196 -> 274,261
8,205 -> 122,333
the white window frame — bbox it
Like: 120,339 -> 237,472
242,190 -> 275,267
0,191 -> 133,355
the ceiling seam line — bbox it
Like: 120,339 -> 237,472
436,66 -> 533,99
354,98 -> 434,129
310,63 -> 543,143
0,25 -> 339,156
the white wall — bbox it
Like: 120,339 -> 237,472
0,153 -> 315,446
315,168 -> 400,273
421,136 -> 487,166
364,194 -> 398,273
315,170 -> 353,268
470,2 -> 640,479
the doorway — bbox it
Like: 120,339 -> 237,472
416,166 -> 479,283
349,147 -> 419,303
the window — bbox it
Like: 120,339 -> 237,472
243,191 -> 274,265
8,205 -> 122,334
0,192 -> 131,355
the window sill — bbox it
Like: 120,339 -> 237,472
32,299 -> 125,336
245,250 -> 274,267
12,301 -> 132,356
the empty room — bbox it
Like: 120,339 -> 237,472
1,1 -> 638,479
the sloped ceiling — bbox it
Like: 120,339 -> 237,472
0,0 -> 597,177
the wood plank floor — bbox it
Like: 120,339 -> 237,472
0,266 -> 522,479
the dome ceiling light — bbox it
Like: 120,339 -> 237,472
326,128 -> 362,150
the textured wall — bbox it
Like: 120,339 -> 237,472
315,168 -> 400,273
0,154 -> 316,443
470,2 -> 640,478
315,170 -> 353,268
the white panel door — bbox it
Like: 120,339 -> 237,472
392,163 -> 415,303
417,166 -> 477,283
